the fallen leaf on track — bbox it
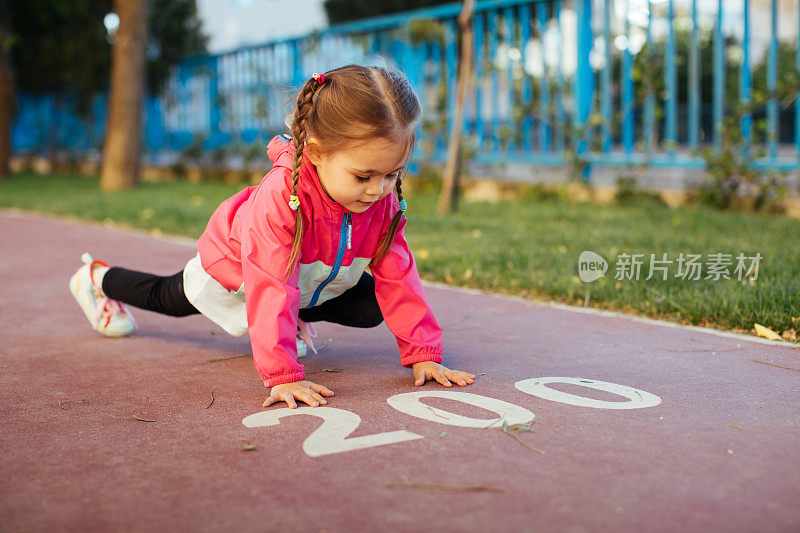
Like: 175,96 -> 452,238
754,323 -> 782,341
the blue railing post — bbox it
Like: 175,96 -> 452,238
369,33 -> 379,56
665,0 -> 677,157
431,38 -> 444,154
574,0 -> 593,182
519,5 -> 532,152
488,10 -> 499,153
175,62 -> 191,150
713,0 -> 724,151
208,55 -> 222,148
554,1 -> 566,154
537,3 -> 550,152
291,40 -> 304,88
474,12 -> 485,147
519,4 -> 531,151
623,0 -> 635,155
401,35 -> 417,100
600,0 -> 611,154
740,0 -> 751,155
644,2 -> 653,155
688,0 -> 699,151
445,18 -> 457,152
767,0 -> 778,160
144,96 -> 164,154
503,7 -> 516,152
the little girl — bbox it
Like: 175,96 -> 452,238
69,64 -> 475,409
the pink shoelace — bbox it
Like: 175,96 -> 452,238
84,254 -> 137,331
92,291 -> 137,330
296,318 -> 318,354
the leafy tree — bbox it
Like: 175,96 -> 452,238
7,0 -> 206,110
324,0 -> 453,24
9,0 -> 111,113
1,0 -> 206,174
146,0 -> 207,95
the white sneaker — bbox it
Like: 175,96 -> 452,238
69,252 -> 136,337
296,338 -> 308,358
296,318 -> 318,359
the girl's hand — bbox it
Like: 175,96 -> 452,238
263,380 -> 334,409
412,361 -> 475,387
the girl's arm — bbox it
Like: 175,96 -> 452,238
370,205 -> 476,390
240,176 -> 306,388
370,210 -> 444,368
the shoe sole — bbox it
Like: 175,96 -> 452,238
69,271 -> 132,338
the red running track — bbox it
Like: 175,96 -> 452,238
1,210 -> 799,532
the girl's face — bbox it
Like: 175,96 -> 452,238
305,136 -> 410,213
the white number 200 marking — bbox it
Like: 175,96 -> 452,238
514,377 -> 661,409
241,407 -> 423,457
243,377 -> 662,457
386,391 -> 534,427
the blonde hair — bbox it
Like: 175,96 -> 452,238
282,64 -> 421,281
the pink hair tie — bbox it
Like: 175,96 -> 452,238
312,72 -> 326,85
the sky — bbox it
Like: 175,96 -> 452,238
196,0 -> 329,53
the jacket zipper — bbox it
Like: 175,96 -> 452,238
346,213 -> 352,250
305,212 -> 351,308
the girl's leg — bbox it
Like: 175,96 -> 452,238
102,267 -> 199,317
298,272 -> 383,328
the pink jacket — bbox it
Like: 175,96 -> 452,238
196,135 -> 444,387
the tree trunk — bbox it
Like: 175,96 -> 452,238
100,0 -> 148,191
437,0 -> 474,214
0,4 -> 16,178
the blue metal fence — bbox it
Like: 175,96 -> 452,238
11,0 -> 800,178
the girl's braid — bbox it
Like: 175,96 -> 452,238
395,178 -> 405,213
283,76 -> 325,281
368,176 -> 407,269
290,81 -> 318,198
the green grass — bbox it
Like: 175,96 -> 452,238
0,173 -> 240,238
2,172 -> 798,336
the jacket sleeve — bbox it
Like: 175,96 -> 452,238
370,212 -> 444,367
240,177 -> 305,388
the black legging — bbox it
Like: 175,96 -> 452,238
102,266 -> 384,328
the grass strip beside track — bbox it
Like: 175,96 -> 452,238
2,172 -> 798,336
